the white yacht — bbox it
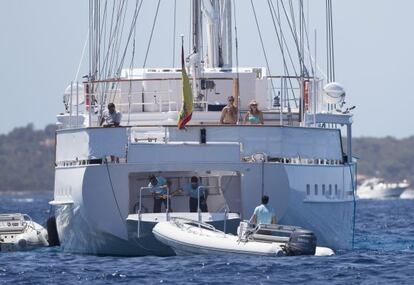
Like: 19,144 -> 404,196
51,1 -> 357,256
357,178 -> 409,199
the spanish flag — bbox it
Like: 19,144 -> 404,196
177,45 -> 193,129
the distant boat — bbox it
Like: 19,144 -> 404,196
357,178 -> 409,199
0,213 -> 49,252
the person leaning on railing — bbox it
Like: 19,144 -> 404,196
100,103 -> 122,127
220,96 -> 238,124
244,100 -> 264,125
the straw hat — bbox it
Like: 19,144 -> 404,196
249,100 -> 258,106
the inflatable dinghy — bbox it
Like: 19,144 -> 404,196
0,213 -> 49,252
153,218 -> 334,257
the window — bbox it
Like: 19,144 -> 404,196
306,184 -> 310,195
322,184 -> 326,195
335,184 -> 338,195
329,184 -> 332,195
314,184 -> 318,195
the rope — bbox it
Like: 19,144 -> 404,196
143,0 -> 162,68
104,158 -> 124,223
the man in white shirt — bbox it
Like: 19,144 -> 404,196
250,195 -> 277,225
100,103 -> 121,127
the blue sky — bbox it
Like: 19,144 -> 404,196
1,0 -> 413,138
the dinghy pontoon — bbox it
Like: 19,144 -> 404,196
153,218 -> 334,257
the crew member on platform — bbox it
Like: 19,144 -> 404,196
250,195 -> 277,225
148,175 -> 171,213
180,176 -> 208,212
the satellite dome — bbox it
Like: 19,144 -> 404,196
323,82 -> 345,104
63,83 -> 85,105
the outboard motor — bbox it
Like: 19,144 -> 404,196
46,216 -> 60,247
285,228 -> 317,256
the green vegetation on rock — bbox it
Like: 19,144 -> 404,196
0,124 -> 56,191
353,136 -> 414,183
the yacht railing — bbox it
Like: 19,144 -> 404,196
135,184 -> 229,237
136,184 -> 172,238
196,185 -> 230,232
266,76 -> 324,125
136,186 -> 152,238
62,75 -> 343,131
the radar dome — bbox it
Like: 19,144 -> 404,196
323,82 -> 345,104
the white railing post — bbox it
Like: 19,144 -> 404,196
166,186 -> 170,221
197,186 -> 201,223
76,82 -> 79,127
69,81 -> 73,128
88,83 -> 92,127
224,208 -> 228,234
137,186 -> 150,238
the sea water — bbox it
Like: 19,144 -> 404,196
1,192 -> 414,284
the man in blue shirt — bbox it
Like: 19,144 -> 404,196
250,195 -> 277,225
180,176 -> 208,212
148,175 -> 170,213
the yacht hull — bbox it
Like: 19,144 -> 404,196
53,160 -> 355,256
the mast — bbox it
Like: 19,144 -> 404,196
192,0 -> 202,55
203,0 -> 232,68
220,0 -> 232,68
203,0 -> 219,67
190,0 -> 202,107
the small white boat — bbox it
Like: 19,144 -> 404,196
0,213 -> 49,252
357,178 -> 409,199
153,218 -> 334,257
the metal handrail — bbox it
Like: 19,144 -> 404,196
196,185 -> 229,233
136,184 -> 172,238
137,186 -> 151,238
170,217 -> 223,233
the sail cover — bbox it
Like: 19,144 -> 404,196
177,46 -> 193,129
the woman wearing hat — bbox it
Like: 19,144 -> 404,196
244,100 -> 264,124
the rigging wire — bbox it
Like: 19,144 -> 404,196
268,0 -> 298,107
249,0 -> 276,98
326,0 -> 336,82
329,0 -> 335,81
272,0 -> 297,77
116,0 -> 143,76
143,0 -> 162,68
107,1 -> 128,80
172,0 -> 177,68
300,0 -> 314,76
280,0 -> 307,77
74,29 -> 90,81
232,0 -> 241,122
99,1 -> 117,78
